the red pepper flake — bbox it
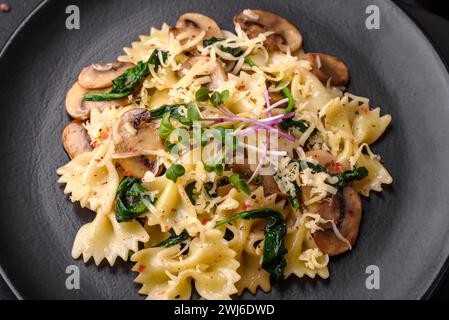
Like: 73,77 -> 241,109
164,226 -> 171,232
360,107 -> 369,114
94,158 -> 101,163
0,3 -> 11,13
91,140 -> 98,148
123,170 -> 132,176
171,208 -> 176,212
101,128 -> 110,140
201,217 -> 211,224
236,82 -> 246,91
330,162 -> 342,174
242,203 -> 251,210
137,265 -> 146,273
100,181 -> 108,185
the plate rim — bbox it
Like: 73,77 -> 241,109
0,0 -> 448,300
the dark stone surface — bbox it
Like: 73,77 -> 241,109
0,0 -> 448,300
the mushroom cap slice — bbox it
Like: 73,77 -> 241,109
78,61 -> 134,90
180,56 -> 227,90
312,187 -> 362,256
233,9 -> 302,53
302,186 -> 340,229
303,53 -> 350,87
176,13 -> 223,39
169,26 -> 204,45
229,163 -> 286,198
62,120 -> 92,159
65,82 -> 129,120
115,108 -> 164,179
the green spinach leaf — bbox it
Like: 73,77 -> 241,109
154,229 -> 190,247
216,209 -> 287,280
115,177 -> 153,222
85,50 -> 168,101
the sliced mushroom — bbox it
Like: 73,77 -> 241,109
268,91 -> 286,104
303,150 -> 361,256
233,9 -> 302,53
115,108 -> 164,179
65,82 -> 129,120
78,61 -> 134,90
62,120 -> 92,159
228,163 -> 287,199
217,184 -> 234,198
169,26 -> 204,44
302,187 -> 340,229
176,13 -> 223,39
312,187 -> 362,256
180,56 -> 227,90
303,53 -> 349,87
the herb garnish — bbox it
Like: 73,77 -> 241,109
216,209 -> 287,279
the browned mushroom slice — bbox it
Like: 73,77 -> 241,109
233,9 -> 302,53
302,186 -> 339,229
169,26 -> 204,44
312,187 -> 362,256
176,13 -> 223,39
268,91 -> 286,104
217,184 -> 234,198
229,163 -> 286,198
65,82 -> 129,120
180,56 -> 227,90
62,120 -> 92,159
303,53 -> 349,87
78,62 -> 134,90
115,108 -> 164,179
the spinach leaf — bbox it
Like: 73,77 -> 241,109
216,209 -> 287,280
203,37 -> 221,47
229,173 -> 251,195
185,182 -> 199,205
149,104 -> 179,119
281,87 -> 295,113
115,177 -> 153,222
154,229 -> 190,247
84,50 -> 168,101
220,45 -> 244,57
203,37 -> 256,66
287,181 -> 302,210
335,167 -> 369,189
166,163 -> 186,182
278,118 -> 309,133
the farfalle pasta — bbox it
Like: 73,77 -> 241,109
58,9 -> 392,299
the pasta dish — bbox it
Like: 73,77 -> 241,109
57,9 -> 393,300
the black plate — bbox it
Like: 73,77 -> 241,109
1,0 -> 449,300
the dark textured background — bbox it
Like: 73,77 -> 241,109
0,0 -> 447,300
